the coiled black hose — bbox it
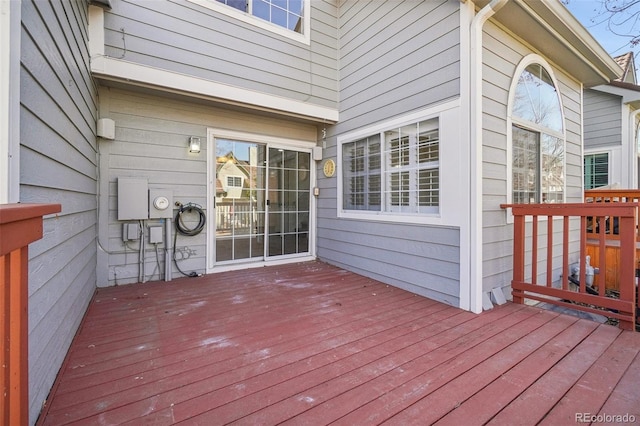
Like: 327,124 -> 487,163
173,203 -> 206,277
175,203 -> 206,236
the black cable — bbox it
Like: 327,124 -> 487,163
173,230 -> 194,277
173,203 -> 206,277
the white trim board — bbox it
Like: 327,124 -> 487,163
91,56 -> 338,124
0,0 -> 20,203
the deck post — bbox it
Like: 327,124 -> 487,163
512,212 -> 525,305
1,203 -> 61,425
618,213 -> 637,330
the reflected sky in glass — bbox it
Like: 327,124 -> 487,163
513,64 -> 563,132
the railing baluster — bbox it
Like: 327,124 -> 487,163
562,216 -> 569,291
531,215 -> 538,285
579,216 -> 587,295
512,212 -> 525,305
598,216 -> 607,296
501,202 -> 637,331
546,215 -> 553,287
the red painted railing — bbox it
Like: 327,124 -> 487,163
502,202 -> 638,331
584,189 -> 640,242
1,203 -> 60,425
583,190 -> 640,291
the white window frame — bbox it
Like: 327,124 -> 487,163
584,151 -> 610,190
226,175 -> 244,188
337,101 -> 459,226
188,0 -> 310,45
506,55 -> 567,221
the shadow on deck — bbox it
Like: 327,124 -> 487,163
37,261 -> 640,425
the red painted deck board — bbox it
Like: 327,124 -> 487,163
486,324 -> 623,425
540,331 -> 640,425
245,308 -> 555,425
36,261 -> 640,425
434,317 -> 598,426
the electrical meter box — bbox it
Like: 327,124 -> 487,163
118,178 -> 149,220
149,189 -> 173,219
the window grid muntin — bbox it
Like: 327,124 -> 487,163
342,119 -> 439,215
512,125 -> 540,204
216,0 -> 303,33
584,153 -> 609,190
227,175 -> 243,187
342,136 -> 381,211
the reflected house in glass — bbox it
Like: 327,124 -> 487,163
216,151 -> 250,200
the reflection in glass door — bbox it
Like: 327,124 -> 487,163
267,148 -> 311,256
214,140 -> 266,262
213,140 -> 310,264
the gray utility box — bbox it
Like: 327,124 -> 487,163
149,226 -> 163,244
149,189 -> 173,219
118,177 -> 149,220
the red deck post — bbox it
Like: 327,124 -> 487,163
1,203 -> 61,425
618,212 -> 637,330
511,212 -> 525,305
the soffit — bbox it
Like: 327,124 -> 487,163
474,0 -> 622,87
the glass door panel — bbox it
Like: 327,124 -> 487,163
267,148 -> 310,257
215,139 -> 266,262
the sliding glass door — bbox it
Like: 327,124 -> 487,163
212,139 -> 310,264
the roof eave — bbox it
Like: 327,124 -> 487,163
474,0 -> 623,87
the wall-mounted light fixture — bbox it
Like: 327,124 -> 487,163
189,137 -> 201,154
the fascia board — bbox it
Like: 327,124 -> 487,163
537,0 -> 621,78
91,56 -> 339,124
482,0 -> 622,86
592,84 -> 640,106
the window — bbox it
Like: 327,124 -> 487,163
584,153 -> 609,189
511,62 -> 564,203
216,0 -> 304,33
227,175 -> 243,187
342,118 -> 439,214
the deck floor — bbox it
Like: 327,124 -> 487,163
38,261 -> 640,425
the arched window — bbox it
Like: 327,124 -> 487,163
511,61 -> 565,203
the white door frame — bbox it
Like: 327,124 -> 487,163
206,128 -> 317,273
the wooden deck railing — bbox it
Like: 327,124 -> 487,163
1,203 -> 61,425
584,189 -> 640,291
502,202 -> 638,331
584,189 -> 640,242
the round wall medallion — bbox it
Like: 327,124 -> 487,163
323,159 -> 336,177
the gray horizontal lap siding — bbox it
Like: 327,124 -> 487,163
481,23 -> 584,294
99,87 -> 318,286
338,0 -> 460,128
584,89 -> 623,148
102,0 -> 338,109
20,0 -> 98,423
316,0 -> 461,307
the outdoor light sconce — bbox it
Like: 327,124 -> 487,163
189,137 -> 201,154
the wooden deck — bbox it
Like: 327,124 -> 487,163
37,261 -> 640,425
